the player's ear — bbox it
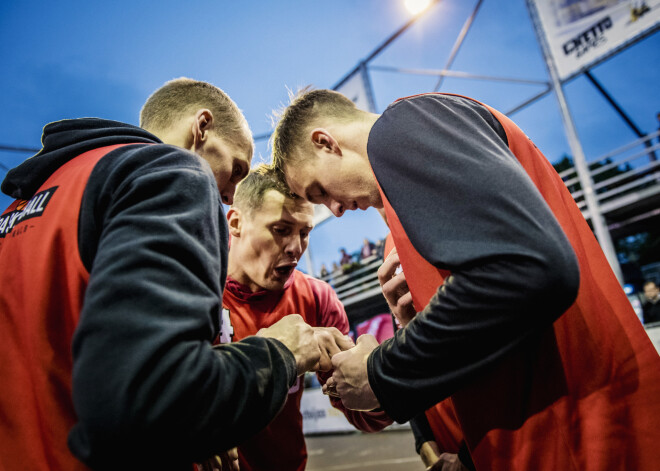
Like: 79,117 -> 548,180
191,109 -> 214,149
226,207 -> 241,237
311,128 -> 342,156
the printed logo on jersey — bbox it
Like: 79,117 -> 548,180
218,308 -> 235,344
0,187 -> 58,239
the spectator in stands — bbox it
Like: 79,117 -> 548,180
360,238 -> 376,261
339,247 -> 353,265
319,263 -> 329,278
642,280 -> 660,324
219,166 -> 392,470
374,238 -> 385,260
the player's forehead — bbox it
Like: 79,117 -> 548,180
254,189 -> 314,226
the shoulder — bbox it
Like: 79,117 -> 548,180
298,271 -> 335,295
368,93 -> 506,164
86,143 -> 218,204
97,143 -> 213,178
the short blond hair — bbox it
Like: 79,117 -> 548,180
232,164 -> 301,215
140,77 -> 253,151
270,88 -> 361,176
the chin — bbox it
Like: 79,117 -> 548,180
264,279 -> 287,291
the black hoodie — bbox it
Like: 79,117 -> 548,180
1,119 -> 297,470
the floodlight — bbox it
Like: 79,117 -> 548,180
404,0 -> 432,15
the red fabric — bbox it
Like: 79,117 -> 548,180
0,145 -> 129,471
220,271 -> 343,471
356,313 -> 395,343
375,94 -> 660,470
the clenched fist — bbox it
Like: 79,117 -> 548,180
257,314 -> 320,375
313,327 -> 355,371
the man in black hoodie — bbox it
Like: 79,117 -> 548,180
0,78 -> 322,470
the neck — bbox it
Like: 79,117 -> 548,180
227,248 -> 248,288
147,120 -> 193,150
338,112 -> 379,158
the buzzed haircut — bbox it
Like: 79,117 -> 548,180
270,88 -> 362,175
233,164 -> 300,215
140,77 -> 253,149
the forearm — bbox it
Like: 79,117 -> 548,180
368,254 -> 579,422
68,147 -> 295,468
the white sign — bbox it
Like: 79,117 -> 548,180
301,387 -> 355,435
532,0 -> 659,79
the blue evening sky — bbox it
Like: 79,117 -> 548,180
1,0 -> 658,274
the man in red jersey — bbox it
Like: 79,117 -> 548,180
218,166 -> 392,471
269,89 -> 660,470
0,78 -> 321,471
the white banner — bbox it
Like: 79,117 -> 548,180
532,0 -> 659,80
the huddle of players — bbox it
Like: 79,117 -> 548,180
3,76 -> 659,471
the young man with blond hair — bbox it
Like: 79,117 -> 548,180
270,89 -> 660,470
217,166 -> 392,470
0,78 -> 321,470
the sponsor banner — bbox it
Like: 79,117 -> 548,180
301,386 -> 410,435
301,387 -> 356,434
355,313 -> 395,344
532,0 -> 659,79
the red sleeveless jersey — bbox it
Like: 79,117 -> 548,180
375,95 -> 660,470
0,144 -> 128,470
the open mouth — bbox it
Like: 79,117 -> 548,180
274,265 -> 296,278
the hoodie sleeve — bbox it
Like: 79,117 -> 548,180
366,94 -> 579,423
68,144 -> 297,469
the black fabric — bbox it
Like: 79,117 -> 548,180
1,119 -> 157,200
1,118 -> 297,469
366,94 -> 579,423
458,442 -> 476,471
642,299 -> 660,324
409,413 -> 436,454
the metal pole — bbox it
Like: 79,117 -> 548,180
332,0 -> 444,91
304,246 -> 315,277
584,70 -> 656,162
525,0 -> 623,283
433,0 -> 484,92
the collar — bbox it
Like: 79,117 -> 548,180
225,272 -> 296,301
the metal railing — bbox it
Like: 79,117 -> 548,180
319,256 -> 383,309
557,130 -> 660,219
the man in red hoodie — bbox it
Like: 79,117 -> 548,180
218,166 -> 393,470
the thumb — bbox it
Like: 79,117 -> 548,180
331,350 -> 347,369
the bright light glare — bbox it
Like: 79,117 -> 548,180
404,0 -> 432,15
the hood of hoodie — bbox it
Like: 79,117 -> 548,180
1,118 -> 161,200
